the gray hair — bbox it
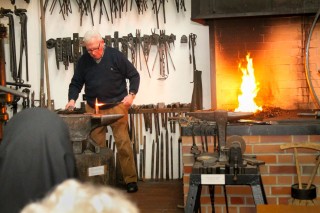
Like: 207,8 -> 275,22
83,30 -> 103,44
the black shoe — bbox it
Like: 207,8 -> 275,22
127,182 -> 138,193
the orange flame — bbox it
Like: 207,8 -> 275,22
95,98 -> 105,114
235,54 -> 262,112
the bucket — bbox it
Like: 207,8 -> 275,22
291,183 -> 317,200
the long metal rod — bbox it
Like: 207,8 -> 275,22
0,85 -> 27,98
40,0 -> 52,110
305,7 -> 320,108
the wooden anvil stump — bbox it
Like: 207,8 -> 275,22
59,113 -> 124,186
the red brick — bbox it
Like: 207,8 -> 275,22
278,175 -> 293,185
269,165 -> 296,174
253,144 -> 282,153
200,196 -> 213,205
245,144 -> 253,154
246,197 -> 255,205
309,136 -> 320,142
205,196 -> 227,205
183,186 -> 190,195
227,206 -> 238,213
239,207 -> 256,213
182,145 -> 192,154
261,175 -> 277,185
260,136 -> 291,143
298,154 -> 319,164
230,196 -> 245,205
266,197 -> 278,204
259,166 -> 269,174
257,155 -> 277,163
212,206 -> 224,213
184,165 -> 193,174
226,185 -> 252,195
292,135 -> 309,143
302,165 -> 316,174
278,196 -> 291,204
271,186 -> 291,195
181,136 -> 193,144
277,154 -> 293,164
242,136 -> 260,144
312,176 -> 320,185
183,175 -> 190,185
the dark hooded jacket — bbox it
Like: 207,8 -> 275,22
0,108 -> 77,213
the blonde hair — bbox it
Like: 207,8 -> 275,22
21,179 -> 139,213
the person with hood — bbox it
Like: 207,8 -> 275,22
0,108 -> 78,213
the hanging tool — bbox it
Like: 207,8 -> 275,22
154,31 -> 167,80
72,33 -> 82,68
151,0 -> 159,28
0,8 -> 17,82
14,6 -> 29,83
142,34 -> 151,61
128,33 -> 136,67
175,0 -> 186,13
189,33 -> 203,111
121,35 -> 129,58
93,0 -> 110,24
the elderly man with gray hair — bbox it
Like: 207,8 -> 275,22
65,30 -> 140,193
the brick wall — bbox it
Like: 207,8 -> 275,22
182,135 -> 320,213
208,16 -> 320,110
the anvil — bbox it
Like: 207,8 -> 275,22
59,113 -> 124,154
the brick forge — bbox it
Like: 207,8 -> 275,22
182,135 -> 320,213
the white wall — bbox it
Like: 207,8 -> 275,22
1,0 -> 210,179
1,0 -> 210,110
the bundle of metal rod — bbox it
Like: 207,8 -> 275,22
41,0 -> 185,27
117,102 -> 191,180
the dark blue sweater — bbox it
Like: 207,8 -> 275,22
68,46 -> 140,109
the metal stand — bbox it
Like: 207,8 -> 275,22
185,164 -> 267,213
184,110 -> 267,212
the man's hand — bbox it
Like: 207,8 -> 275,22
65,99 -> 76,111
121,94 -> 135,108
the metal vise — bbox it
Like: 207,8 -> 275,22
59,113 -> 124,154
